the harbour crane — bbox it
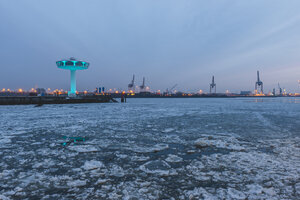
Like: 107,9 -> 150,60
166,84 -> 178,94
140,77 -> 146,91
210,76 -> 216,94
128,75 -> 135,91
255,71 -> 263,94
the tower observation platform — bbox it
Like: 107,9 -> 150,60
56,57 -> 89,97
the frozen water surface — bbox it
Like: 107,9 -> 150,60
0,98 -> 299,199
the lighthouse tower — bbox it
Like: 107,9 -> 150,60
56,57 -> 89,97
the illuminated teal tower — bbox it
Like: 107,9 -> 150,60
56,57 -> 89,96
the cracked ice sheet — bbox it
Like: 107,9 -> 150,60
0,98 -> 299,199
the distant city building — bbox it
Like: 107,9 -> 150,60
36,88 -> 46,94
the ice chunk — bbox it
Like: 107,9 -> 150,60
227,188 -> 246,199
187,150 -> 196,154
194,135 -> 246,151
262,187 -> 276,196
140,160 -> 176,176
110,165 -> 125,177
194,139 -> 211,148
246,184 -> 263,195
0,194 -> 10,200
67,180 -> 86,187
152,144 -> 169,152
131,155 -> 150,162
82,160 -> 104,170
165,154 -> 183,163
162,128 -> 175,133
0,138 -> 11,144
116,154 -> 128,159
68,145 -> 99,153
95,179 -> 109,185
296,183 -> 300,196
130,143 -> 168,153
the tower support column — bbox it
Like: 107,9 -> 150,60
69,70 -> 76,96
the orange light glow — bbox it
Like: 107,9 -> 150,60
18,89 -> 23,93
254,93 -> 265,96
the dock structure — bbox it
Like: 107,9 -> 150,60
0,96 -> 116,105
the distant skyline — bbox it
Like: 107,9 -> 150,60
1,0 -> 300,93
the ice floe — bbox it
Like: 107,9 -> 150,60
194,134 -> 247,151
82,160 -> 105,170
165,154 -> 183,163
139,160 -> 178,176
0,99 -> 299,199
68,145 -> 99,153
67,180 -> 87,187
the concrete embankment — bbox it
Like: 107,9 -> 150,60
0,96 -> 117,105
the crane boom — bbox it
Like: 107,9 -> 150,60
169,84 -> 177,91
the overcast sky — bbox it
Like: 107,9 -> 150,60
1,0 -> 300,93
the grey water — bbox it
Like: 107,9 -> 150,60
0,98 -> 299,199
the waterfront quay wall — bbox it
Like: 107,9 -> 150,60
0,96 -> 115,105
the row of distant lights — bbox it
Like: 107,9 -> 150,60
0,88 -> 284,94
0,88 -> 81,93
1,88 -> 27,93
2,81 -> 299,94
2,87 -> 299,95
0,88 -> 213,94
0,88 -> 116,94
3,81 -> 298,94
1,88 -> 152,94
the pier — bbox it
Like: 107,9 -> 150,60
0,95 -> 116,105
